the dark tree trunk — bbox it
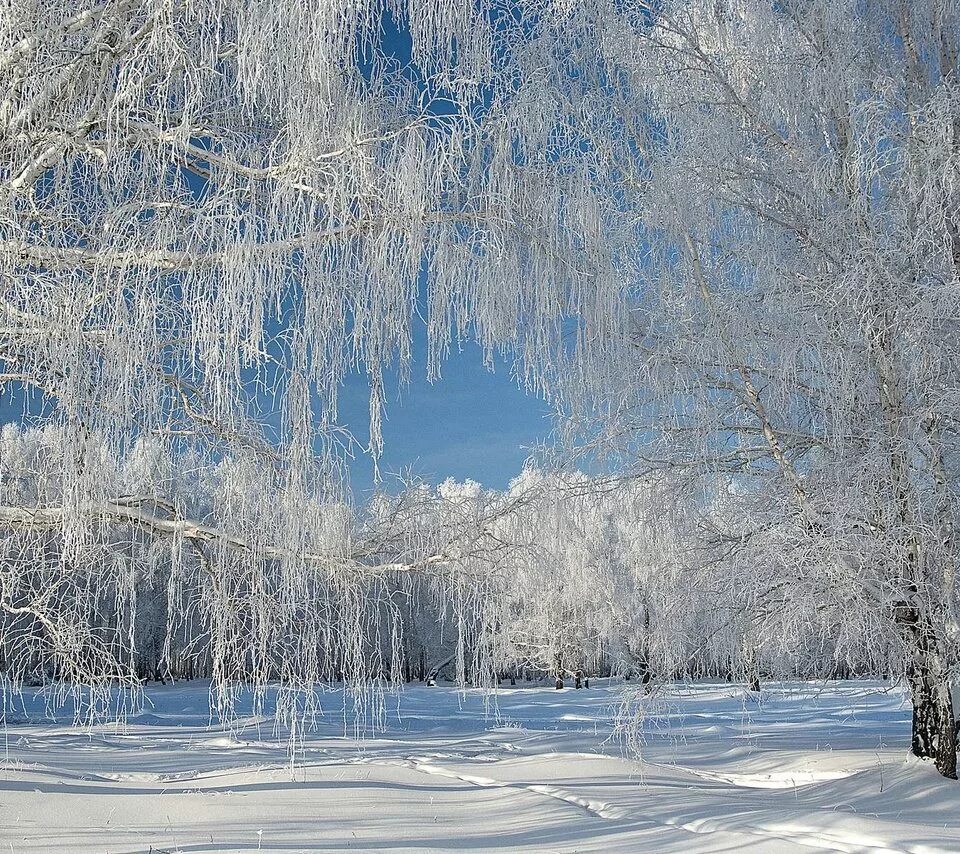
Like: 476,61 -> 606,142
911,655 -> 957,779
910,668 -> 956,779
870,322 -> 956,778
898,603 -> 957,779
746,652 -> 761,693
635,605 -> 653,692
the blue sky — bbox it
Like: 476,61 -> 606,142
337,333 -> 552,495
0,343 -> 552,496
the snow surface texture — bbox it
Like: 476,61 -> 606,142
2,681 -> 959,853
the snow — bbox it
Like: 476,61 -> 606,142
2,680 -> 959,853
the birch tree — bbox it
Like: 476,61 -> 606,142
0,0 -> 623,720
540,0 -> 960,777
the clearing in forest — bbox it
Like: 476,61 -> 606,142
2,680 -> 958,853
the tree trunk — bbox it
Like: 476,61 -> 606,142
895,598 -> 957,779
745,647 -> 761,694
868,307 -> 956,778
909,643 -> 957,779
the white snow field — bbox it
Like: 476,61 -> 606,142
2,681 -> 960,853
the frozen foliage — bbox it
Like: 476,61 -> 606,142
544,0 -> 960,777
0,425 -> 366,727
0,0 -> 630,730
380,470 -> 903,688
3,427 -> 888,728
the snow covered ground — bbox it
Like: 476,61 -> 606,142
2,680 -> 959,853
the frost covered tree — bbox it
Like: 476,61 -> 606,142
0,1 -> 624,721
540,1 -> 960,776
0,425 -> 510,721
484,471 -> 654,686
380,471 -> 712,690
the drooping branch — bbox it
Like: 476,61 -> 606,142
0,500 -> 448,575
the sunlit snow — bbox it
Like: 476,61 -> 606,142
3,680 -> 959,853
